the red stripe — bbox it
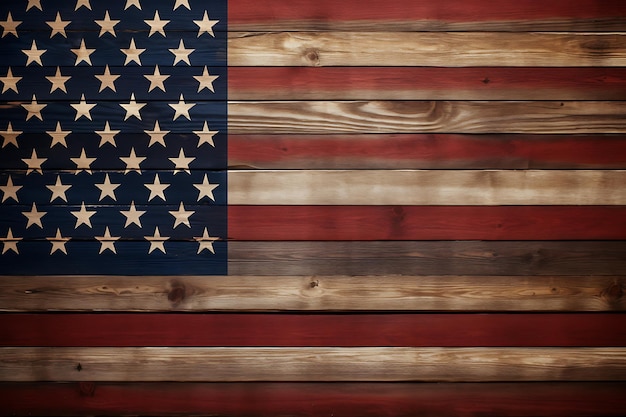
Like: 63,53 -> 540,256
1,314 -> 625,347
3,382 -> 626,416
228,206 -> 626,241
228,134 -> 626,169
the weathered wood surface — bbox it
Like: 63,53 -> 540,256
228,170 -> 626,205
228,101 -> 626,134
229,67 -> 626,100
228,33 -> 626,67
1,347 -> 625,382
228,206 -> 626,241
228,0 -> 626,31
0,275 -> 622,312
3,382 -> 626,417
2,313 -> 625,347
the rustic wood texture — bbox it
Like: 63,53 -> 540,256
1,347 -> 625,382
228,33 -> 626,67
2,313 -> 625,347
228,170 -> 626,205
4,382 -> 626,417
228,101 -> 626,134
0,275 -> 623,312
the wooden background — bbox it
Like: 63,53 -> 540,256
2,0 -> 626,415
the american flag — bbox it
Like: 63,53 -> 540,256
0,0 -> 227,274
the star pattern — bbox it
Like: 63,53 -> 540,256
96,65 -> 120,92
96,227 -> 120,254
169,39 -> 194,65
1,176 -> 22,203
46,176 -> 72,202
70,148 -> 96,174
146,121 -> 169,147
71,201 -> 96,228
47,12 -> 70,38
72,39 -> 96,66
0,12 -> 21,38
145,227 -> 168,254
169,94 -> 195,120
194,121 -> 218,147
145,10 -> 169,37
120,147 -> 146,174
95,11 -> 120,37
169,148 -> 195,174
195,228 -> 218,254
194,66 -> 219,93
22,203 -> 46,229
145,65 -> 170,92
194,11 -> 219,37
121,38 -> 145,65
47,122 -> 71,147
169,202 -> 195,228
22,94 -> 47,121
48,229 -> 70,255
121,201 -> 146,228
194,174 -> 219,202
96,121 -> 120,147
1,122 -> 21,147
120,93 -> 146,121
22,40 -> 46,66
1,229 -> 21,254
96,174 -> 121,201
71,94 -> 96,120
22,149 -> 47,174
46,67 -> 71,94
1,67 -> 21,93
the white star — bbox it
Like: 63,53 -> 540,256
145,10 -> 169,36
194,66 -> 218,93
22,94 -> 46,121
121,38 -> 145,66
169,94 -> 195,120
173,0 -> 191,10
22,202 -> 46,228
144,65 -> 169,92
22,40 -> 46,66
75,0 -> 92,10
194,121 -> 218,147
145,174 -> 169,201
169,39 -> 194,65
96,121 -> 119,147
96,226 -> 119,254
46,67 -> 71,94
47,122 -> 70,147
1,175 -> 22,202
26,0 -> 43,11
71,201 -> 96,228
193,174 -> 218,201
95,65 -> 120,92
48,229 -> 70,255
22,149 -> 46,174
195,228 -> 218,254
120,147 -> 146,174
1,12 -> 21,38
145,227 -> 168,254
71,39 -> 95,66
1,67 -> 21,93
169,202 -> 194,228
46,12 -> 69,38
120,201 -> 146,228
0,228 -> 21,254
120,93 -> 146,121
95,173 -> 120,201
194,11 -> 219,37
1,122 -> 22,148
46,175 -> 71,202
125,0 -> 142,9
146,120 -> 169,147
71,94 -> 96,120
70,148 -> 96,174
95,10 -> 119,37
169,148 -> 195,174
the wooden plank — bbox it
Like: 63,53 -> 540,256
229,0 -> 626,31
229,68 -> 626,100
1,347 -> 625,382
2,313 -> 625,347
228,101 -> 626,134
3,382 -> 626,417
228,206 -> 626,241
228,134 -> 626,169
229,241 -> 626,276
0,275 -> 622,312
228,33 -> 626,67
228,170 -> 626,205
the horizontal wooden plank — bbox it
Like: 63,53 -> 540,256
228,170 -> 626,205
228,206 -> 626,241
3,382 -> 626,417
229,241 -> 626,276
0,275 -> 622,312
1,347 -> 625,382
228,101 -> 626,134
228,33 -> 626,67
228,134 -> 626,169
229,0 -> 626,31
228,68 -> 626,100
2,313 -> 625,347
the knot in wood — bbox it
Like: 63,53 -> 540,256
303,48 -> 320,66
601,282 -> 624,301
168,280 -> 187,305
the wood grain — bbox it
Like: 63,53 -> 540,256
2,313 -> 625,347
228,32 -> 626,67
228,101 -> 626,134
0,275 -> 622,312
1,347 -> 625,382
229,67 -> 626,100
228,170 -> 626,205
3,382 -> 626,417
